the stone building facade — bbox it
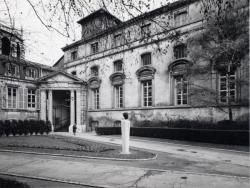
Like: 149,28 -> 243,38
0,0 -> 248,132
57,0 -> 249,130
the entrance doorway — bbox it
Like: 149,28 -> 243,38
53,90 -> 70,132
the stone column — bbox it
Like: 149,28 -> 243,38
40,90 -> 46,121
69,90 -> 75,133
76,89 -> 85,133
48,90 -> 54,132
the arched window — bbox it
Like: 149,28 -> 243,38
2,37 -> 11,56
169,60 -> 190,105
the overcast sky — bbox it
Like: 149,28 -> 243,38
0,0 -> 171,66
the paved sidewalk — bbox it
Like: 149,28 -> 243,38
0,152 -> 249,188
54,132 -> 250,167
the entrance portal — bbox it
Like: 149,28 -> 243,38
53,90 -> 70,132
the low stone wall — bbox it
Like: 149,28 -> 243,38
88,106 -> 249,128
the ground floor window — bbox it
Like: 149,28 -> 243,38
219,71 -> 236,103
7,87 -> 17,108
93,88 -> 100,109
28,89 -> 36,108
114,85 -> 123,108
142,80 -> 152,107
175,76 -> 188,105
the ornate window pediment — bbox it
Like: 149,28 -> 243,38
168,59 -> 191,76
88,77 -> 101,89
136,65 -> 156,81
109,72 -> 125,86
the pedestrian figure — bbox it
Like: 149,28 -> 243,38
73,124 -> 77,135
121,112 -> 131,154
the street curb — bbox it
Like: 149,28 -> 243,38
0,149 -> 157,161
0,172 -> 112,188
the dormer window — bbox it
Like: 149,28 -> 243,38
1,37 -> 10,56
7,63 -> 19,76
141,53 -> 151,66
141,24 -> 151,38
26,67 -> 37,79
71,50 -> 78,61
91,66 -> 99,77
174,44 -> 187,59
91,42 -> 99,54
114,60 -> 123,72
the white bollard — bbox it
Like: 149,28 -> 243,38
121,119 -> 130,154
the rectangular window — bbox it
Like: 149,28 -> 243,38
174,45 -> 187,59
141,24 -> 151,38
114,33 -> 122,46
71,51 -> 77,61
141,53 -> 151,66
91,66 -> 99,77
7,87 -> 17,108
174,11 -> 188,27
114,60 -> 123,72
93,88 -> 100,109
142,80 -> 152,107
91,42 -> 99,54
219,71 -> 236,103
28,89 -> 36,108
115,85 -> 123,108
175,76 -> 188,105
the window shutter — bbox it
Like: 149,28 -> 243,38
36,89 -> 40,109
19,87 -> 24,109
2,86 -> 6,108
24,88 -> 28,109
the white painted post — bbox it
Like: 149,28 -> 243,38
121,119 -> 130,154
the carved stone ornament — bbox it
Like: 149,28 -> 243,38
168,59 -> 192,76
136,65 -> 156,81
109,72 -> 125,86
88,77 -> 102,89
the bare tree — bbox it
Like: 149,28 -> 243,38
188,0 -> 249,121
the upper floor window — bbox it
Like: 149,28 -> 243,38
174,11 -> 188,27
91,66 -> 99,77
175,75 -> 188,105
26,68 -> 37,79
114,33 -> 122,47
7,63 -> 19,76
1,37 -> 10,56
71,51 -> 77,61
141,24 -> 151,38
141,53 -> 151,66
28,89 -> 36,108
114,60 -> 123,72
174,44 -> 187,59
219,71 -> 236,103
91,42 -> 99,54
7,87 -> 17,109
